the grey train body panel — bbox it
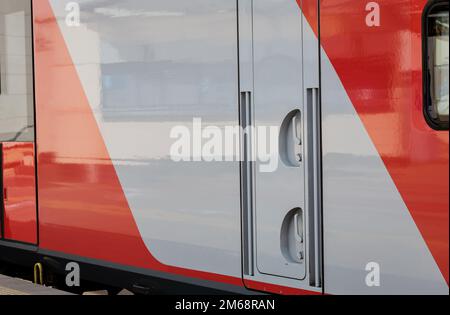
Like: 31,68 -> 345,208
238,0 -> 322,292
320,50 -> 449,295
50,0 -> 242,278
36,0 -> 448,295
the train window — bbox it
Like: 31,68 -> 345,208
0,0 -> 34,142
423,0 -> 449,130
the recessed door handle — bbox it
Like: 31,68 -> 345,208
279,110 -> 303,167
292,114 -> 302,146
294,211 -> 304,244
293,112 -> 303,163
294,209 -> 305,262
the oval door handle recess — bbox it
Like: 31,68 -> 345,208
281,208 -> 306,265
279,109 -> 303,167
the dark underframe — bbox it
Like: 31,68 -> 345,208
0,240 -> 261,295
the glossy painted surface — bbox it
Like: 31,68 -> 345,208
50,0 -> 242,278
313,0 -> 449,294
1,142 -> 37,244
253,0 -> 306,280
239,0 -> 321,294
28,0 -> 449,295
32,0 -> 323,295
33,0 -> 248,289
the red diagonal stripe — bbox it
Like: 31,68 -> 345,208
300,0 -> 449,283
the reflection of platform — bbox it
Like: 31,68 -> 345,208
0,275 -> 72,295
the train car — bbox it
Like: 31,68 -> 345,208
0,0 -> 448,295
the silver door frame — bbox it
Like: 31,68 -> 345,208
238,0 -> 323,291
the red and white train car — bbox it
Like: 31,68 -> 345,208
0,0 -> 448,295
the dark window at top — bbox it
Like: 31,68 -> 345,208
424,0 -> 449,130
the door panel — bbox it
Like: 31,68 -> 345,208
36,0 -> 241,276
1,142 -> 37,244
252,0 -> 306,280
239,0 -> 322,291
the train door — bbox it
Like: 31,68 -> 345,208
0,0 -> 37,245
239,0 -> 322,293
